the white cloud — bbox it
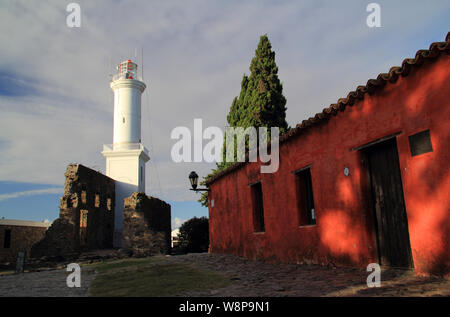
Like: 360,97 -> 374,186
171,217 -> 186,230
0,187 -> 63,202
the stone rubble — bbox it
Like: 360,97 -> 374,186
167,253 -> 450,297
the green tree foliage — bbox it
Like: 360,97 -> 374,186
198,34 -> 289,206
177,217 -> 209,253
227,35 -> 288,132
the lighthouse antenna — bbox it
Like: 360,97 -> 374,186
141,47 -> 144,81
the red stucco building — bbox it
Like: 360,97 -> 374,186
206,33 -> 449,276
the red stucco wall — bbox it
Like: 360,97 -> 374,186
208,54 -> 449,276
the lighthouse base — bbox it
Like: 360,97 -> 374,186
102,143 -> 150,247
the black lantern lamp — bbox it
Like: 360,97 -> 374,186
189,171 -> 209,192
189,171 -> 198,189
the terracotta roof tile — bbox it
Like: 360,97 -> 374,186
206,31 -> 450,186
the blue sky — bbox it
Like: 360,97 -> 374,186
0,0 -> 449,228
0,180 -> 207,228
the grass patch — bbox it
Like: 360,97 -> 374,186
85,256 -> 164,273
87,256 -> 230,297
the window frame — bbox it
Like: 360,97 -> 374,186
408,129 -> 433,157
250,181 -> 265,233
293,166 -> 317,227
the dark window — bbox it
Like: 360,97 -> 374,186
251,182 -> 265,232
3,229 -> 11,248
295,168 -> 316,226
409,130 -> 433,156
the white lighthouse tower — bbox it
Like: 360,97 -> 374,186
102,59 -> 149,247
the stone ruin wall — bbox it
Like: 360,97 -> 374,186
31,164 -> 172,260
31,164 -> 115,258
122,192 -> 171,257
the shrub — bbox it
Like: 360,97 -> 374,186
177,217 -> 209,253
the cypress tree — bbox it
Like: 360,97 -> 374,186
234,34 -> 288,132
220,34 -> 288,168
198,34 -> 289,206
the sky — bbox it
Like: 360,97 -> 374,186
0,0 -> 449,228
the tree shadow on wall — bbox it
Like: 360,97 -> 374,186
316,54 -> 449,279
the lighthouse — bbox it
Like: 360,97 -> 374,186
102,59 -> 149,247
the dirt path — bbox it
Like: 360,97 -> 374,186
0,267 -> 95,297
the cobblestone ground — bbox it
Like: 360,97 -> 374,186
167,253 -> 450,297
0,252 -> 448,297
0,267 -> 95,297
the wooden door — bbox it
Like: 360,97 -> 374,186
366,138 -> 413,268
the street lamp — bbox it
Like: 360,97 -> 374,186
189,171 -> 210,192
